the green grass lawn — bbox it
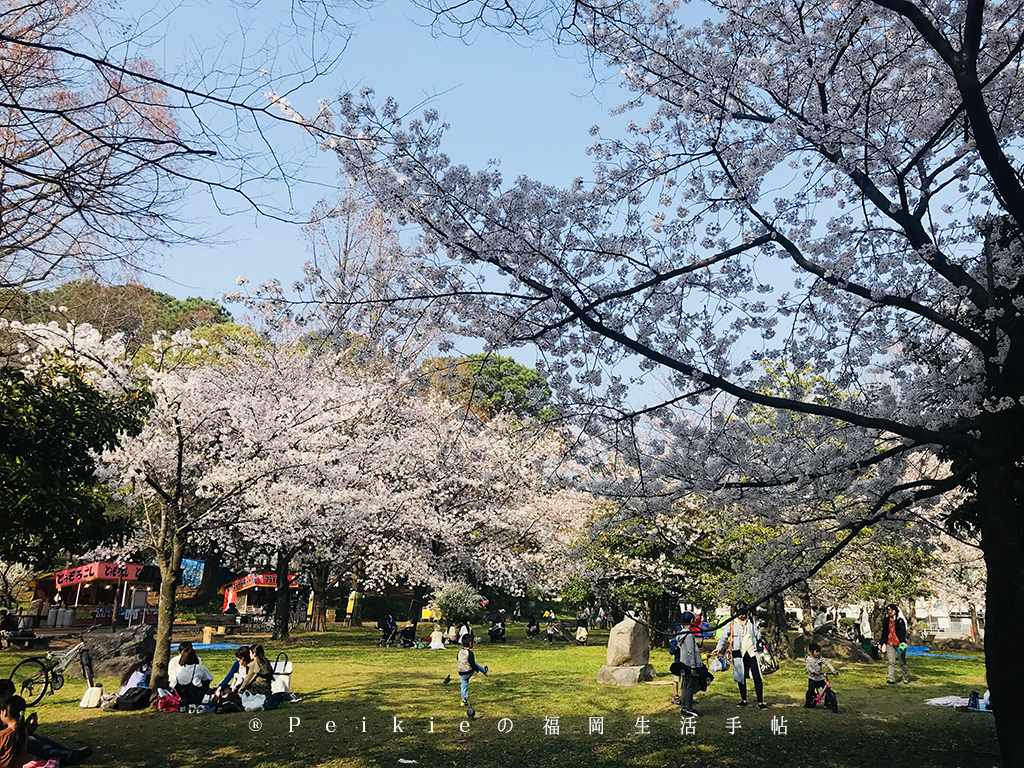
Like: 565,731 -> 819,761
4,626 -> 1000,767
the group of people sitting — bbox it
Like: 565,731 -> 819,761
103,640 -> 278,713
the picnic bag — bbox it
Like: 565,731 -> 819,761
698,668 -> 714,692
79,685 -> 104,708
709,655 -> 730,673
240,691 -> 265,712
759,646 -> 779,675
156,691 -> 182,713
114,687 -> 152,711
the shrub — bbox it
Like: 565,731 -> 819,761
429,584 -> 485,628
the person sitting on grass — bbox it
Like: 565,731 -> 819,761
0,680 -> 92,766
804,642 -> 837,708
172,647 -> 214,707
167,641 -> 201,688
456,635 -> 488,707
215,648 -> 251,697
0,694 -> 27,768
118,657 -> 152,696
238,644 -> 275,698
429,625 -> 446,649
0,612 -> 17,650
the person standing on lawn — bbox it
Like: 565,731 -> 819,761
715,607 -> 768,709
677,611 -> 705,718
879,603 -> 909,684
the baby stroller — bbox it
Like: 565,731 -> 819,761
576,626 -> 588,646
398,625 -> 417,648
376,614 -> 398,647
488,620 -> 506,643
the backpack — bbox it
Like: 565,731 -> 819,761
967,690 -> 980,710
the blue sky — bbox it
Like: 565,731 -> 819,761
146,1 -> 623,304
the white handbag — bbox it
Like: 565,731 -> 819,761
79,685 -> 104,708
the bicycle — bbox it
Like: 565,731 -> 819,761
8,626 -> 98,706
813,671 -> 839,713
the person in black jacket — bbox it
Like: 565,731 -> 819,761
879,603 -> 909,684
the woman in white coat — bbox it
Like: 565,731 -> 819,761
714,607 -> 767,709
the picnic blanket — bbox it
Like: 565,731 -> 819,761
172,643 -> 242,651
904,646 -> 973,659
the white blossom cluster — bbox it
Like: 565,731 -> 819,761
259,0 -> 1024,654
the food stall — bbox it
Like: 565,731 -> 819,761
33,562 -> 158,626
222,573 -> 306,622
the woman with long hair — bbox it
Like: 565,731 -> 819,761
0,695 -> 29,768
119,656 -> 153,696
238,644 -> 274,697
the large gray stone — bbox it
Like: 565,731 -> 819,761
82,624 -> 157,678
597,664 -> 656,686
793,633 -> 872,662
606,618 -> 650,667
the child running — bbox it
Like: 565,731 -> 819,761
804,642 -> 837,708
456,634 -> 488,707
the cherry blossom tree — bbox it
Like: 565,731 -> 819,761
302,0 -> 1024,758
299,388 -> 580,627
4,320 -> 382,687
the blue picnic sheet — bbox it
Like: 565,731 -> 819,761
171,642 -> 242,651
904,645 -> 974,659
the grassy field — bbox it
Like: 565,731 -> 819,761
3,626 -> 1000,768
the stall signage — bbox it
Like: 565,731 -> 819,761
224,573 -> 300,592
55,562 -> 144,588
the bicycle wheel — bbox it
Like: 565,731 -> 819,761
10,658 -> 49,707
79,650 -> 95,689
824,687 -> 838,713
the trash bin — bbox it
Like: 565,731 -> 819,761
47,607 -> 59,627
18,616 -> 32,630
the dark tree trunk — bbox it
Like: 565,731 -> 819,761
346,559 -> 365,626
645,594 -> 670,646
907,599 -> 922,644
151,542 -> 183,691
408,584 -> 430,629
196,544 -> 221,602
764,594 -> 791,659
272,548 -> 291,641
977,436 -> 1024,768
308,562 -> 331,633
969,602 -> 983,646
798,581 -> 814,636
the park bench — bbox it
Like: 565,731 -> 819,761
195,614 -> 241,634
1,634 -> 50,651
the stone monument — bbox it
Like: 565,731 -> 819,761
597,617 -> 655,686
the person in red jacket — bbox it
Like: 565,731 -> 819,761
879,603 -> 909,684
